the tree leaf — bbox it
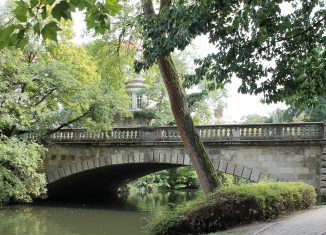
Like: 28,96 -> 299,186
41,21 -> 61,41
0,25 -> 16,42
51,1 -> 72,20
105,0 -> 122,16
47,0 -> 56,6
17,35 -> 29,49
30,0 -> 40,8
33,22 -> 41,34
13,1 -> 29,22
41,5 -> 47,19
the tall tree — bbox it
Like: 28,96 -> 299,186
140,0 -> 221,194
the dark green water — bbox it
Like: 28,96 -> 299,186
0,190 -> 201,235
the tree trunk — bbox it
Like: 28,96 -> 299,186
142,0 -> 221,194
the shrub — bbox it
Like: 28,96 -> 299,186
148,182 -> 316,235
0,138 -> 47,206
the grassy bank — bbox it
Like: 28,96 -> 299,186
148,182 -> 316,235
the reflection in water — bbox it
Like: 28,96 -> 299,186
123,190 -> 202,212
0,190 -> 201,235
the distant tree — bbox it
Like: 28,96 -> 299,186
240,108 -> 298,124
240,114 -> 267,124
295,96 -> 326,122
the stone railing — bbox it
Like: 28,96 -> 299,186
25,122 -> 324,143
158,123 -> 324,141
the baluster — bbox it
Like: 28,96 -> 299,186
310,125 -> 315,137
248,127 -> 253,138
294,127 -> 298,137
212,128 -> 216,138
208,127 -> 213,139
283,127 -> 289,137
258,127 -> 262,137
290,127 -> 295,137
239,127 -> 244,138
203,128 -> 207,138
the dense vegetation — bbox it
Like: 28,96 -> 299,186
0,138 -> 46,206
124,167 -> 249,193
149,182 -> 316,235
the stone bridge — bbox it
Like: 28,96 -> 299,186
35,122 -> 326,199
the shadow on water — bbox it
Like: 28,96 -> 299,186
32,193 -> 140,211
1,190 -> 201,235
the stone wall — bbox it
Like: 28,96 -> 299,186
45,141 -> 322,190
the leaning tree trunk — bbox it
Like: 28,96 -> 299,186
142,0 -> 221,194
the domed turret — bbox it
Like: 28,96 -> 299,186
125,77 -> 146,111
114,77 -> 153,127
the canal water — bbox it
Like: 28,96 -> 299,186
0,190 -> 201,235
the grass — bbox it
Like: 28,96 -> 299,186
148,182 -> 316,235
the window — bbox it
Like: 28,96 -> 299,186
136,94 -> 142,108
129,94 -> 133,108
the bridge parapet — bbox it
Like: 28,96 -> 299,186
25,122 -> 324,143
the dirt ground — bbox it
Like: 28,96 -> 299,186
209,206 -> 326,235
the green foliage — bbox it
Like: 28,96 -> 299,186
240,108 -> 299,124
148,182 -> 316,235
0,138 -> 46,206
0,31 -> 131,205
0,40 -> 130,137
143,75 -> 228,126
127,167 -> 200,192
301,96 -> 326,122
0,0 -> 122,48
126,167 -> 249,193
137,0 -> 326,108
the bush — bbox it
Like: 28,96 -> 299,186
148,182 -> 316,235
0,138 -> 47,206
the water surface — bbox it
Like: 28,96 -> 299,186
0,190 -> 201,235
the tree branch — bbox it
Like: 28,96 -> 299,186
142,0 -> 155,16
44,105 -> 95,137
33,88 -> 56,107
261,16 -> 326,51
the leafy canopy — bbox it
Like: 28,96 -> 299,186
0,0 -> 122,48
136,0 -> 326,108
0,40 -> 130,138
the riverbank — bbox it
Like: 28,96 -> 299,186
148,182 -> 316,235
209,205 -> 326,235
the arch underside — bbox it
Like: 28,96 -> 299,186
47,163 -> 180,198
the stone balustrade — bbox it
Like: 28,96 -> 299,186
24,122 -> 324,143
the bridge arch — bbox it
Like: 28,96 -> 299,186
46,149 -> 279,197
42,122 -> 326,198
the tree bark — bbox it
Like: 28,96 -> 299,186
142,0 -> 220,194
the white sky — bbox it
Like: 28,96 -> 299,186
191,36 -> 287,123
